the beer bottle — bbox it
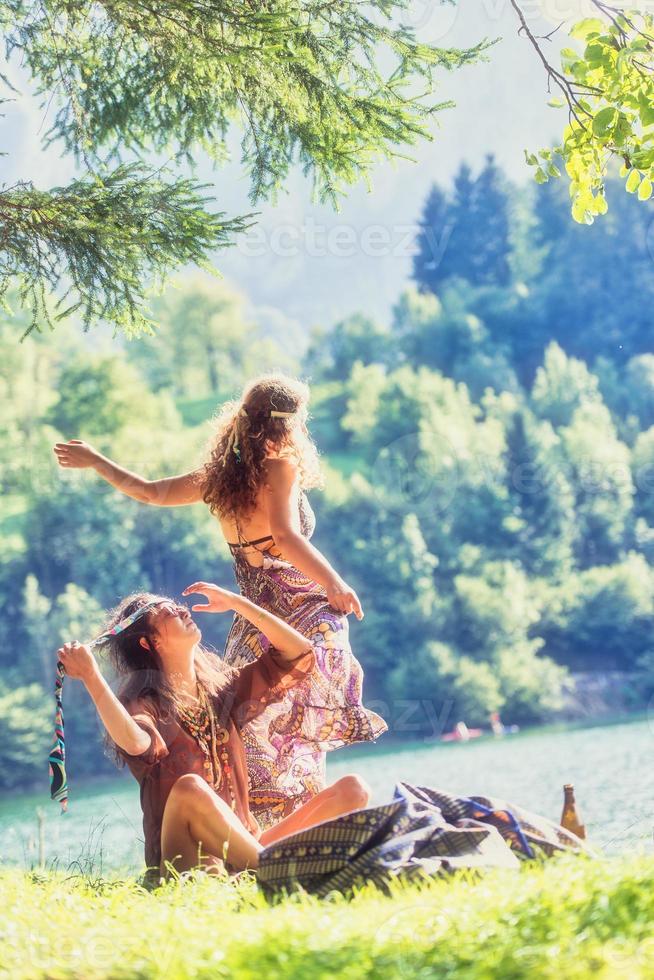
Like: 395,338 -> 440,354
560,783 -> 586,840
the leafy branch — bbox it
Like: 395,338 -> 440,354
512,2 -> 654,222
5,0 -> 495,208
508,0 -> 601,129
0,0 -> 493,335
0,163 -> 259,338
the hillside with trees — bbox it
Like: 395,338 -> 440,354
2,160 -> 654,789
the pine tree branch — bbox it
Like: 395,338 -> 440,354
0,163 -> 259,337
5,0 -> 495,207
0,0 -> 494,334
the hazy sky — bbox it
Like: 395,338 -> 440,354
3,0 -> 592,341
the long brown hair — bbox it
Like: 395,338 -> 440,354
200,373 -> 323,519
100,591 -> 234,765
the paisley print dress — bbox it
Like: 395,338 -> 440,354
223,491 -> 388,829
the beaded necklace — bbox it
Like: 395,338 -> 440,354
176,684 -> 237,811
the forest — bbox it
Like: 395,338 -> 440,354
3,156 -> 654,790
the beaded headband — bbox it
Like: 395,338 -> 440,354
92,598 -> 165,645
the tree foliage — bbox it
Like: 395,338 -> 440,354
519,5 -> 654,221
413,167 -> 654,383
412,157 -> 511,293
1,0 -> 492,335
5,149 -> 654,784
130,275 -> 297,400
6,0 -> 489,200
0,682 -> 52,790
0,164 -> 255,338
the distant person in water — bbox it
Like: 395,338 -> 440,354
56,584 -> 371,884
53,373 -> 386,827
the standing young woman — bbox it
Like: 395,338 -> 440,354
54,374 -> 386,828
57,584 -> 371,884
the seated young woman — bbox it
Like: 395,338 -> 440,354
56,583 -> 371,883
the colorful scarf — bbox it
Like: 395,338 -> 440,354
49,599 -> 164,812
49,661 -> 68,811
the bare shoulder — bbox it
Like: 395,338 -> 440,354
263,456 -> 299,491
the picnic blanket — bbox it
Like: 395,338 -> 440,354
257,782 -> 590,898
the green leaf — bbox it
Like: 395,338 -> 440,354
631,148 -> 654,169
638,177 -> 653,201
570,18 -> 605,41
534,167 -> 548,184
595,194 -> 609,214
547,163 -> 562,178
584,42 -> 609,65
613,114 -> 631,148
639,95 -> 654,128
572,198 -> 592,224
560,48 -> 580,71
524,150 -> 538,166
592,107 -> 618,137
626,169 -> 641,193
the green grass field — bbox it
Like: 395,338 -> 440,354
2,855 -> 654,978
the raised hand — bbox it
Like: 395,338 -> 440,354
182,582 -> 237,614
53,439 -> 99,469
57,641 -> 99,683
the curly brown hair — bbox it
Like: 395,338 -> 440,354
200,373 -> 324,519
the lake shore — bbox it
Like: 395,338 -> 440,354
2,714 -> 652,874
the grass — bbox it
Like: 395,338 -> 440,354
2,855 -> 654,978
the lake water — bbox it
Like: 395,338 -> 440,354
2,717 -> 653,874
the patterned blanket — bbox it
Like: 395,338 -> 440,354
257,782 -> 591,898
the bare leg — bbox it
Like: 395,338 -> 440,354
259,774 -> 371,847
160,774 -> 263,877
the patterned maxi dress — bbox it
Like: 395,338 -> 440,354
223,490 -> 388,829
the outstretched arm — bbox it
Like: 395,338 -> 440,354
57,642 -> 152,755
183,582 -> 312,662
264,458 -> 364,619
53,440 -> 205,506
